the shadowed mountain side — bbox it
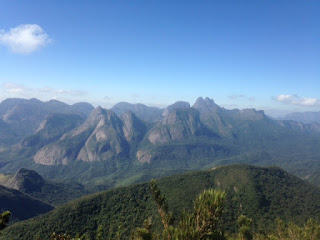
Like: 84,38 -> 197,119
0,185 -> 53,222
0,168 -> 88,206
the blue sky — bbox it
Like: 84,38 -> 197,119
0,1 -> 319,116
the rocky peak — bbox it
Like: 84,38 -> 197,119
7,168 -> 45,193
237,109 -> 267,120
192,97 -> 221,114
148,108 -> 209,144
85,106 -> 106,125
162,101 -> 190,116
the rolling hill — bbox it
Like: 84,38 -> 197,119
1,165 -> 320,239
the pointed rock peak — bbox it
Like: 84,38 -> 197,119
204,97 -> 215,104
194,97 -> 204,104
85,106 -> 107,124
162,101 -> 190,116
91,106 -> 106,116
193,97 -> 220,112
94,106 -> 104,112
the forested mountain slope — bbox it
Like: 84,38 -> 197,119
2,165 -> 320,240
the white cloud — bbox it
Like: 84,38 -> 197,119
1,82 -> 87,99
3,82 -> 28,93
275,94 -> 320,106
40,87 -> 86,96
0,24 -> 52,54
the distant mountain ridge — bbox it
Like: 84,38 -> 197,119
0,98 -> 94,147
283,111 -> 320,124
111,102 -> 163,122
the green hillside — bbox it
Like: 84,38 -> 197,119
0,168 -> 89,206
0,185 -> 53,223
2,164 -> 320,239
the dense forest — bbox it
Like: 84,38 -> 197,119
1,165 -> 320,240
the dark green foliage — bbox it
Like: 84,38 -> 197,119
0,211 -> 11,231
237,215 -> 253,240
134,181 -> 226,240
2,165 -> 320,239
266,218 -> 320,240
0,185 -> 53,222
2,168 -> 89,206
307,170 -> 320,188
131,218 -> 153,240
48,232 -> 88,240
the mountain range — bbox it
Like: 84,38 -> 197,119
0,97 -> 320,188
282,111 -> 320,124
0,98 -> 94,147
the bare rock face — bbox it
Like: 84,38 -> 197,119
121,111 -> 147,142
77,110 -> 128,162
34,107 -> 133,165
136,150 -> 152,163
148,108 -> 209,144
34,144 -> 73,165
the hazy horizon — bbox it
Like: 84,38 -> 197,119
0,1 -> 319,117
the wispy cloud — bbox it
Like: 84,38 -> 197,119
275,94 -> 320,106
40,87 -> 86,96
2,82 -> 87,98
229,94 -> 255,102
3,82 -> 28,93
0,24 -> 52,54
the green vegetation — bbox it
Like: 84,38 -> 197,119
0,211 -> 11,232
0,185 -> 53,222
2,165 -> 320,239
132,180 -> 226,240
